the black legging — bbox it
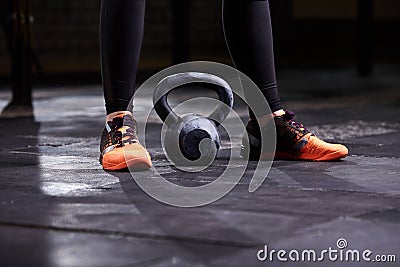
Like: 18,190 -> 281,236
100,0 -> 283,115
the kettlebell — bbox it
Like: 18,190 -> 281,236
153,72 -> 234,166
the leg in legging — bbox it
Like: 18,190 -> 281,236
100,0 -> 146,115
222,0 -> 283,115
99,0 -> 152,172
223,0 -> 349,162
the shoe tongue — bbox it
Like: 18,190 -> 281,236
106,115 -> 125,132
283,110 -> 295,121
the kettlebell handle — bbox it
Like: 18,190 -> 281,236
153,72 -> 234,126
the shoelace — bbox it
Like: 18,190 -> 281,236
107,115 -> 137,147
283,110 -> 309,133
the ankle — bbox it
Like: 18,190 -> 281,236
272,109 -> 285,117
249,109 -> 286,128
106,111 -> 132,122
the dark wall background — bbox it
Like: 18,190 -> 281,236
0,0 -> 399,82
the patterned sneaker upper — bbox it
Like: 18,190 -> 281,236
246,110 -> 311,150
274,110 -> 311,151
100,114 -> 139,157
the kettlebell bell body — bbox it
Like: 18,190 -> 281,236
164,114 -> 220,163
153,72 -> 234,166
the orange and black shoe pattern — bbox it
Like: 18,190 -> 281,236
100,114 -> 152,171
242,111 -> 348,161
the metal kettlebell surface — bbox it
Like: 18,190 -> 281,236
153,72 -> 234,166
178,114 -> 220,161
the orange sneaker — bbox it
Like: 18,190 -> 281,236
100,114 -> 152,171
242,111 -> 348,161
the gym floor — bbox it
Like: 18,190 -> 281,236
0,66 -> 399,266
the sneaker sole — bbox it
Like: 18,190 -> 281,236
102,157 -> 152,171
242,145 -> 348,162
275,148 -> 348,161
309,149 -> 348,161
